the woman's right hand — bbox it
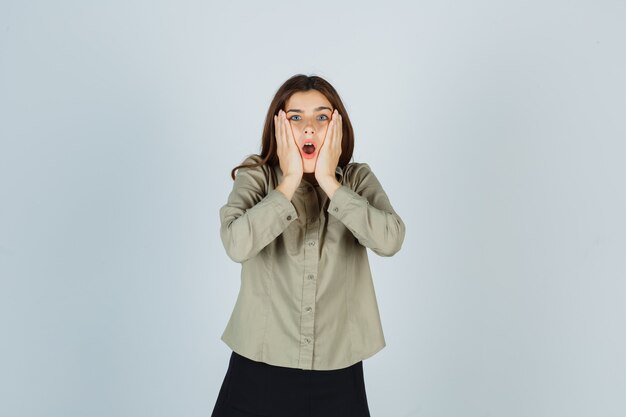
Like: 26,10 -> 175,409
274,109 -> 303,182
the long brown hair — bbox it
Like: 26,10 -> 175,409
229,74 -> 355,180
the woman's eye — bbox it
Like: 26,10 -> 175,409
289,115 -> 329,121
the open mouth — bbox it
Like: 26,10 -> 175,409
302,143 -> 316,154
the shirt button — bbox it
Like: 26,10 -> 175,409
305,306 -> 312,312
333,207 -> 338,212
305,338 -> 311,344
307,241 -> 316,246
307,274 -> 314,280
287,215 -> 292,221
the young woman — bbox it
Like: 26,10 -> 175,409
211,74 -> 406,417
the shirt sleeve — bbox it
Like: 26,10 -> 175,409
219,160 -> 298,263
327,163 -> 406,257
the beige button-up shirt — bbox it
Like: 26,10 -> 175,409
219,155 -> 406,370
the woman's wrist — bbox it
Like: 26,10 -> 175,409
276,175 -> 301,201
317,176 -> 341,199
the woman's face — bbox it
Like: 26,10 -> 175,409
283,90 -> 334,173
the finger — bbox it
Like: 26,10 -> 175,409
335,113 -> 342,149
323,121 -> 332,155
284,113 -> 298,148
326,113 -> 335,139
329,115 -> 337,146
275,116 -> 282,154
280,111 -> 288,144
274,114 -> 281,151
274,114 -> 281,148
278,112 -> 289,156
330,112 -> 339,148
279,110 -> 289,149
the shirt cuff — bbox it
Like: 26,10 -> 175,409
327,185 -> 369,219
266,188 -> 298,226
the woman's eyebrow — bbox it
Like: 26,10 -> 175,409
286,106 -> 332,113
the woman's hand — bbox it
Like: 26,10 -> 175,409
275,109 -> 303,182
315,109 -> 342,182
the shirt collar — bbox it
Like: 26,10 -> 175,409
274,163 -> 344,189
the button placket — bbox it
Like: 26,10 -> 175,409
298,186 -> 320,369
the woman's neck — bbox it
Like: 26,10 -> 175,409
302,172 -> 318,186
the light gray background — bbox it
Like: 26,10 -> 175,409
1,1 -> 625,416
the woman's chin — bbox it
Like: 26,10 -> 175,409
303,159 -> 316,173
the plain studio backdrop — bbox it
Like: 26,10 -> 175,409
1,1 -> 625,416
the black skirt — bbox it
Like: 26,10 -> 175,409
211,350 -> 372,417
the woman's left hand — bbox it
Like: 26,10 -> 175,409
315,109 -> 342,182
